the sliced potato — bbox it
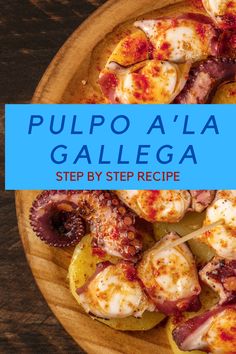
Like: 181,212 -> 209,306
153,211 -> 206,240
187,239 -> 214,265
212,82 -> 236,104
98,310 -> 165,331
68,234 -> 165,331
153,211 -> 214,265
166,286 -> 219,354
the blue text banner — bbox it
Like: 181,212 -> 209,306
5,104 -> 235,190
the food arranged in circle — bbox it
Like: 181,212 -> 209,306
30,189 -> 236,353
29,0 -> 236,353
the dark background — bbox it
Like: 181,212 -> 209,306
0,1 -> 106,352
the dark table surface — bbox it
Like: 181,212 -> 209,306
0,1 -> 106,353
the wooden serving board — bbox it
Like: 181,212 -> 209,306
16,0 -> 185,352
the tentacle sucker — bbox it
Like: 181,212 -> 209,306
30,190 -> 85,247
30,190 -> 142,260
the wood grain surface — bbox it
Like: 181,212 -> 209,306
0,1 -> 106,353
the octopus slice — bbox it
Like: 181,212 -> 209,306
189,190 -> 216,212
218,30 -> 236,58
106,30 -> 151,67
175,57 -> 236,103
99,60 -> 191,104
76,261 -> 155,319
30,190 -> 142,260
197,190 -> 236,260
173,304 -> 236,353
137,233 -> 201,316
202,0 -> 236,29
135,13 -> 219,63
115,190 -> 191,223
200,257 -> 236,304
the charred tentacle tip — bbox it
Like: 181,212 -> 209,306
29,190 -> 86,247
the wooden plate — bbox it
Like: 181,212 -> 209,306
16,1 -> 186,353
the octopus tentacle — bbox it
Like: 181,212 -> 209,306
173,304 -> 236,352
76,260 -> 154,319
115,190 -> 192,223
200,257 -> 236,305
201,0 -> 236,29
30,190 -> 85,247
137,233 -> 201,316
30,190 -> 142,260
134,13 -> 219,63
197,190 -> 236,260
218,30 -> 236,58
174,57 -> 236,103
189,190 -> 216,212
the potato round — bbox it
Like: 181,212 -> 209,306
212,82 -> 236,104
